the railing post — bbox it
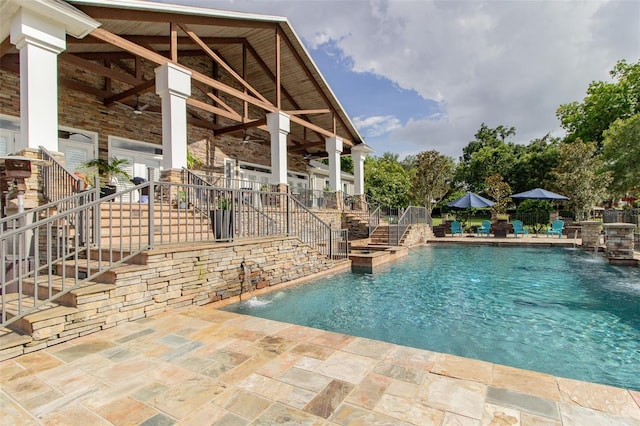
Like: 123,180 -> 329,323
329,228 -> 333,259
286,194 -> 291,235
148,181 -> 155,249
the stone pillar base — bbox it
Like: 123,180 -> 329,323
603,223 -> 637,267
579,221 -> 601,249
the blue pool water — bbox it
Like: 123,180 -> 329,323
223,245 -> 640,390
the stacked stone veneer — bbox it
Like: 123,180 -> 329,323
1,236 -> 347,360
603,223 -> 638,267
403,224 -> 434,247
579,221 -> 602,250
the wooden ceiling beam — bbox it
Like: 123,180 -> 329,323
59,52 -> 142,86
289,114 -> 351,144
187,98 -> 243,123
104,79 -> 156,106
68,35 -> 246,46
112,58 -> 135,76
214,118 -> 267,136
89,28 -> 276,113
285,109 -> 331,115
177,23 -> 271,106
59,77 -> 111,99
76,5 -> 279,29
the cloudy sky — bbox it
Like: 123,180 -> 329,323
153,0 -> 639,160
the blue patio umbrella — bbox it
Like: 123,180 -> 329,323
510,188 -> 569,200
447,192 -> 495,209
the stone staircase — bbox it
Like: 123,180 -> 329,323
342,211 -> 370,240
94,203 -> 214,246
370,224 -> 408,245
0,202 -> 212,359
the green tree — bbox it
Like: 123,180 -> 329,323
484,174 -> 511,217
601,112 -> 640,197
456,124 -> 517,192
556,59 -> 640,149
411,150 -> 455,215
364,153 -> 413,207
551,140 -> 612,220
506,135 -> 560,193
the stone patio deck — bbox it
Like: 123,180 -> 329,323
1,304 -> 639,425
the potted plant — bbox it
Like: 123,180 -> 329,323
81,157 -> 131,198
211,195 -> 233,240
177,190 -> 188,209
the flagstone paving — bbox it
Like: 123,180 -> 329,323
1,305 -> 639,425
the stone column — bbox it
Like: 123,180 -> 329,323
325,136 -> 343,192
603,223 -> 638,267
579,221 -> 601,251
155,63 -> 192,171
267,111 -> 290,186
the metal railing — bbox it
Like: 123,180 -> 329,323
602,209 -> 639,224
40,146 -> 84,204
389,206 -> 429,245
291,188 -> 341,210
368,205 -> 381,236
2,181 -> 348,327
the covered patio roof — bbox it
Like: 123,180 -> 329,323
0,0 -> 364,157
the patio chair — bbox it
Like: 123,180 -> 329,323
511,220 -> 529,238
477,220 -> 491,236
451,220 -> 464,236
546,219 -> 564,238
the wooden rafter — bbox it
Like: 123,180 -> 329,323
244,42 -> 327,142
177,23 -> 271,105
170,22 -> 178,61
59,77 -> 110,99
67,35 -> 246,46
290,114 -> 350,143
285,109 -> 331,115
187,98 -> 243,123
89,28 -> 276,113
59,52 -> 142,87
192,81 -> 238,119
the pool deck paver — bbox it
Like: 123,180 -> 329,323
2,304 -> 639,426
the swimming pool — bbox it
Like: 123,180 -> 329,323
223,245 -> 640,391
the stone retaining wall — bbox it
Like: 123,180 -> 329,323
2,237 -> 349,360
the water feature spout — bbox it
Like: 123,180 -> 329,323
240,260 -> 251,300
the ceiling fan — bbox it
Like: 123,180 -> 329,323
131,95 -> 151,115
241,130 -> 264,144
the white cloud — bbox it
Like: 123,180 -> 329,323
154,0 -> 640,159
353,115 -> 403,137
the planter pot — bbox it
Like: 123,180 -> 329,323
177,201 -> 187,209
100,185 -> 117,198
211,210 -> 234,240
492,219 -> 511,238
